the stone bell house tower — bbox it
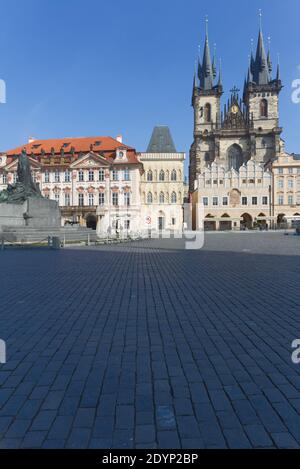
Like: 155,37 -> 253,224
189,18 -> 283,193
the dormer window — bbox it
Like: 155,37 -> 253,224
117,148 -> 127,160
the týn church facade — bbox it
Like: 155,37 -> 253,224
190,18 -> 300,230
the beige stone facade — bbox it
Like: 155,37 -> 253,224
138,152 -> 185,233
270,151 -> 300,227
193,160 -> 272,231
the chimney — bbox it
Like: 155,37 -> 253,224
28,137 -> 36,143
116,134 -> 123,144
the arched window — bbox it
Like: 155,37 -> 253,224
147,170 -> 153,182
147,192 -> 153,204
171,170 -> 177,181
171,192 -> 177,204
260,99 -> 268,118
159,170 -> 165,182
159,192 -> 165,204
204,103 -> 211,123
227,144 -> 243,171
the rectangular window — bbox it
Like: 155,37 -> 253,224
65,194 -> 70,206
222,197 -> 228,206
278,195 -> 284,205
212,197 -> 218,206
289,168 -> 293,175
112,193 -> 118,206
112,170 -> 118,181
55,171 -> 60,183
79,171 -> 84,182
288,180 -> 293,189
65,171 -> 71,183
99,169 -> 105,182
262,196 -> 268,205
297,196 -> 300,205
172,218 -> 176,226
125,220 -> 130,230
99,193 -> 105,205
2,174 -> 7,184
252,197 -> 258,205
54,193 -> 60,204
13,173 -> 18,183
242,197 -> 247,205
78,194 -> 84,206
278,168 -> 283,174
124,168 -> 130,181
203,197 -> 208,206
44,171 -> 50,183
278,180 -> 284,189
124,192 -> 131,206
88,194 -> 94,206
213,180 -> 218,185
88,170 -> 94,182
288,195 -> 293,205
249,179 -> 255,184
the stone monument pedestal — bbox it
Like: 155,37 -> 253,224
0,197 -> 60,232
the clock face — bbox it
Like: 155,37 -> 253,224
231,105 -> 239,115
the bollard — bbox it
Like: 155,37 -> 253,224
48,236 -> 60,250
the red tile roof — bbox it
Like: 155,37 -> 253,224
5,136 -> 140,166
6,136 -> 132,155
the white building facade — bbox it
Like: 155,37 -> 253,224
0,136 -> 143,237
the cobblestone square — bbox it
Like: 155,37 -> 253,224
0,232 -> 300,449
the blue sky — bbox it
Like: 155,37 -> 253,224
0,0 -> 299,168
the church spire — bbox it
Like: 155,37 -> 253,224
276,54 -> 281,82
217,58 -> 223,88
247,55 -> 253,83
199,17 -> 214,90
252,10 -> 270,85
267,36 -> 272,74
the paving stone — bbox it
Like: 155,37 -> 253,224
157,430 -> 181,449
135,424 -> 156,444
0,235 -> 300,449
271,432 -> 300,449
21,431 -> 47,448
244,424 -> 273,448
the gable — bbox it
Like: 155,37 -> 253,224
70,152 -> 110,169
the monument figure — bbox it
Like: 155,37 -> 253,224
0,149 -> 42,204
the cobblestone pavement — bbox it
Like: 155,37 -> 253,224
0,232 -> 300,449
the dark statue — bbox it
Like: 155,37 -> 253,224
0,149 -> 42,204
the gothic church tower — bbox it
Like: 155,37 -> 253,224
189,17 -> 283,193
